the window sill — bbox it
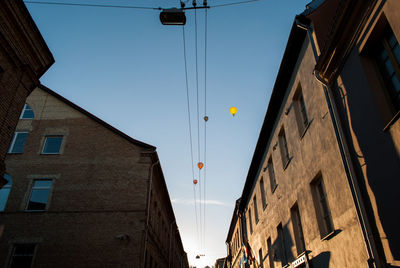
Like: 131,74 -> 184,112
383,110 -> 400,131
283,156 -> 293,170
300,119 -> 313,139
24,210 -> 47,213
321,229 -> 336,241
41,153 -> 60,155
271,184 -> 278,194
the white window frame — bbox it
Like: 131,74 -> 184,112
8,132 -> 28,154
25,179 -> 53,211
19,104 -> 34,119
41,136 -> 63,155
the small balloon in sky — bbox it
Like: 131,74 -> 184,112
204,116 -> 208,122
229,106 -> 238,116
197,162 -> 204,170
193,179 -> 198,185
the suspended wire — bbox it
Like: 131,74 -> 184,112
203,7 -> 208,256
182,25 -> 200,248
210,0 -> 259,8
24,1 -> 161,10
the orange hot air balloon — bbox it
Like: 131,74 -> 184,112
193,179 -> 198,185
197,162 -> 204,170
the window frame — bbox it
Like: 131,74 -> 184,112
8,132 -> 28,154
310,175 -> 334,239
374,25 -> 400,112
7,243 -> 37,268
267,157 -> 277,193
0,173 -> 12,212
20,104 -> 34,119
290,203 -> 306,256
253,195 -> 259,224
260,177 -> 267,209
25,179 -> 53,212
278,128 -> 291,169
41,135 -> 63,155
248,208 -> 253,234
293,85 -> 311,137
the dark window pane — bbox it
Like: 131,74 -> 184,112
393,44 -> 400,64
3,174 -> 12,186
27,179 -> 52,211
9,244 -> 35,268
10,133 -> 28,153
391,74 -> 400,92
42,136 -> 63,154
33,180 -> 52,188
0,188 -> 10,211
21,105 -> 34,119
379,48 -> 389,60
384,59 -> 395,75
388,33 -> 397,48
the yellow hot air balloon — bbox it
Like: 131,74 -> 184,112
197,162 -> 204,170
229,106 -> 238,116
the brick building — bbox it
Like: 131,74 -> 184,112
0,85 -> 188,267
0,0 -> 54,180
226,0 -> 400,267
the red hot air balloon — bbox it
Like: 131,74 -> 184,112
197,162 -> 204,170
193,179 -> 198,185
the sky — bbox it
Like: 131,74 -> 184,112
26,0 -> 310,266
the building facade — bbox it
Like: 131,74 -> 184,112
0,86 -> 188,268
0,0 -> 54,180
226,0 -> 399,267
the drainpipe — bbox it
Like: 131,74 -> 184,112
143,158 -> 160,268
295,18 -> 380,268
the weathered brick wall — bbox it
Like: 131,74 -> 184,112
1,88 -> 163,267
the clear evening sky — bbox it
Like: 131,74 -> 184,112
26,0 -> 309,266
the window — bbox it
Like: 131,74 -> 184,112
0,174 -> 12,211
259,248 -> 264,268
253,195 -> 259,223
8,244 -> 36,268
260,177 -> 267,209
291,203 -> 306,255
293,86 -> 310,136
311,175 -> 334,238
26,179 -> 53,211
8,132 -> 28,154
20,104 -> 34,119
375,25 -> 400,111
248,208 -> 253,234
42,136 -> 63,154
267,157 -> 277,192
278,128 -> 290,168
277,223 -> 288,266
267,237 -> 274,268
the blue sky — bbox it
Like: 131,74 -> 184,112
26,0 -> 310,266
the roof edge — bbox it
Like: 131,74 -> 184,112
38,84 -> 156,150
239,21 -> 308,212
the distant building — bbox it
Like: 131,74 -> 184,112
226,0 -> 400,267
225,199 -> 243,268
214,257 -> 228,268
0,0 -> 54,180
0,85 -> 188,267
